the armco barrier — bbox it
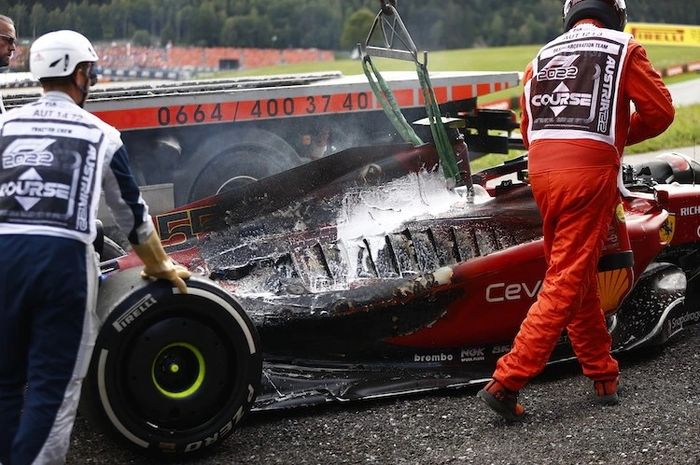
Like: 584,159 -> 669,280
661,61 -> 700,77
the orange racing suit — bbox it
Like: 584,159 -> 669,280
492,19 -> 674,392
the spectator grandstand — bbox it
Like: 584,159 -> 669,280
9,42 -> 334,80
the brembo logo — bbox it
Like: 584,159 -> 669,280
0,168 -> 71,211
486,280 -> 542,302
537,54 -> 580,81
414,353 -> 454,362
112,294 -> 157,332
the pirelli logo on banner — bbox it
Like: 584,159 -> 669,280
625,22 -> 700,46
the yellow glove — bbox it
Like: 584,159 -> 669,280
132,232 -> 191,294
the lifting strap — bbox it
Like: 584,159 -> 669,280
360,1 -> 461,187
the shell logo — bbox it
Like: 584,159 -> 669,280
659,214 -> 675,244
597,267 -> 633,313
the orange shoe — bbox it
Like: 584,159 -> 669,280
594,378 -> 620,405
477,379 -> 525,421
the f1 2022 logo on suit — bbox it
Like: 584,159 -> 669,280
0,138 -> 71,211
2,138 -> 56,168
0,134 -> 100,233
536,54 -> 581,81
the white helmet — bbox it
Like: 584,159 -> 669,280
30,30 -> 99,80
563,0 -> 627,32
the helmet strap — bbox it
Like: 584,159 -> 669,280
73,65 -> 91,107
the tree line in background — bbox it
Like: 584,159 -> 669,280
3,0 -> 696,50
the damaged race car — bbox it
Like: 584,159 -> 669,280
80,1 -> 700,459
84,143 -> 700,457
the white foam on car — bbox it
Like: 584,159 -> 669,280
336,169 -> 490,281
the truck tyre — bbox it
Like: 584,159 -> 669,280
81,268 -> 262,458
178,128 -> 303,205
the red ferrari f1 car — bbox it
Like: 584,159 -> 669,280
80,1 -> 700,458
83,141 -> 700,457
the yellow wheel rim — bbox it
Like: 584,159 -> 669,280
151,342 -> 206,399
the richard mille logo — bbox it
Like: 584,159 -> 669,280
0,168 -> 71,211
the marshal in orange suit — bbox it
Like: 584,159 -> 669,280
478,0 -> 675,421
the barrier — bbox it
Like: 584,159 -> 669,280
625,23 -> 700,47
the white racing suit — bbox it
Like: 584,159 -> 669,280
0,91 -> 153,465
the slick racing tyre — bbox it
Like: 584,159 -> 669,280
82,268 -> 262,458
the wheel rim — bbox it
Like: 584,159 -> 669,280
122,315 -> 237,430
151,342 -> 206,399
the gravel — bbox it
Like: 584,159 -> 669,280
68,325 -> 699,465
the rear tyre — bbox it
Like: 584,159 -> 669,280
82,269 -> 262,458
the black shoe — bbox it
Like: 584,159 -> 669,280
478,379 -> 525,421
594,378 -> 620,406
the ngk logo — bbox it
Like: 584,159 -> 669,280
486,280 -> 542,303
461,348 -> 485,362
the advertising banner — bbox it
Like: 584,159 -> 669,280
625,23 -> 700,47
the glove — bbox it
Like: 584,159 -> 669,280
132,232 -> 191,294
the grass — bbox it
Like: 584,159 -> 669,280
220,44 -> 700,78
625,104 -> 700,154
216,42 -> 699,103
471,151 -> 524,173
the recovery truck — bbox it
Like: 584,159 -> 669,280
1,68 -> 521,211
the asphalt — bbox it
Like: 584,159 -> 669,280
668,77 -> 700,108
68,324 -> 699,465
